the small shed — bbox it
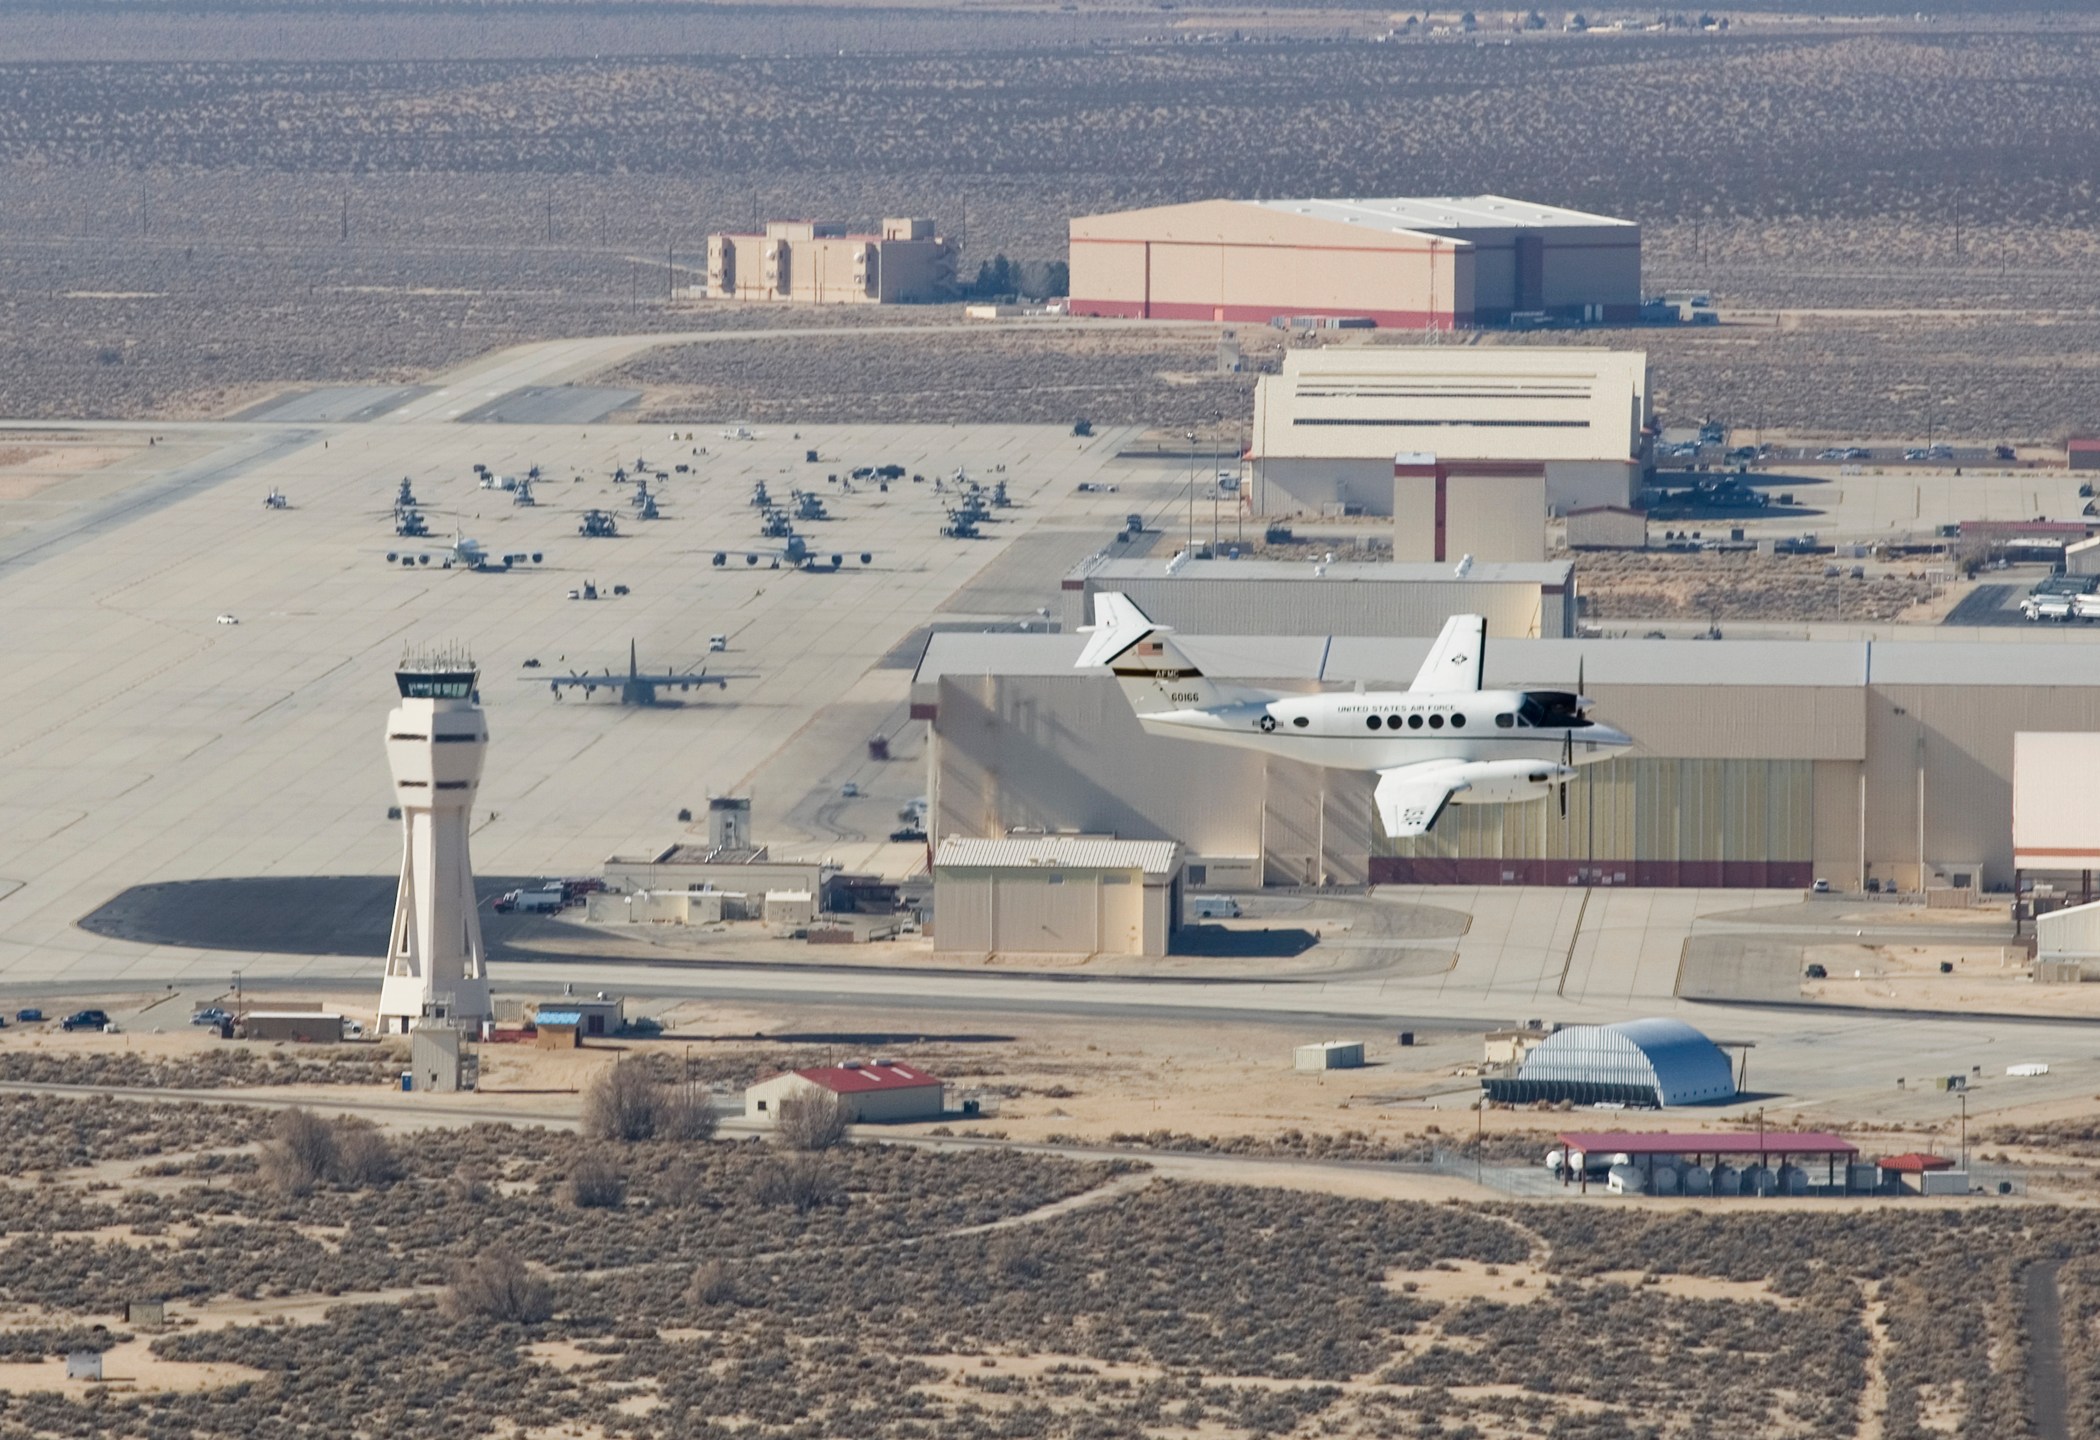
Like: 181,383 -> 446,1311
527,997 -> 621,1036
124,1299 -> 165,1327
532,1009 -> 583,1049
763,889 -> 816,933
1877,1152 -> 1957,1194
745,1060 -> 945,1124
411,1026 -> 465,1090
1564,505 -> 1649,550
1295,1040 -> 1366,1071
2070,437 -> 2100,472
65,1352 -> 102,1382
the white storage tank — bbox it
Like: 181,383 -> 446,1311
1651,1165 -> 1681,1196
1711,1164 -> 1740,1196
1607,1164 -> 1645,1195
1682,1164 -> 1712,1196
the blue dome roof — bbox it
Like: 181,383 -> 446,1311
1515,1018 -> 1736,1107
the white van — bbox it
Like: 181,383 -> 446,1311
1187,895 -> 1241,920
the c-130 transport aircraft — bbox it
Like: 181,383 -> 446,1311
1075,593 -> 1634,838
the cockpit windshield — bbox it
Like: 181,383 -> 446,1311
1518,691 -> 1592,729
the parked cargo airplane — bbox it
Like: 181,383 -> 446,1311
1075,594 -> 1633,837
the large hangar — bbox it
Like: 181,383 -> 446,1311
1060,556 -> 1577,639
913,633 -> 2100,891
1068,196 -> 1641,328
1250,347 -> 1651,519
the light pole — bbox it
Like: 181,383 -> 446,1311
1959,1090 -> 1968,1172
1186,430 -> 1197,554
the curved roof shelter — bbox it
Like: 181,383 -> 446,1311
1492,1019 -> 1736,1108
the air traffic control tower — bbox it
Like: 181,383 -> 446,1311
376,649 -> 492,1035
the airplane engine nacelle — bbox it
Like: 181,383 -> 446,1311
532,552 -> 543,564
1450,759 -> 1577,806
860,552 -> 873,565
385,552 -> 398,563
746,554 -> 759,566
830,554 -> 843,568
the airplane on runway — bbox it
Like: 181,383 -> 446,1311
386,531 -> 544,572
540,640 -> 732,705
1075,593 -> 1633,837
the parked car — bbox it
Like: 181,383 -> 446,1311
14,1008 -> 41,1023
191,1007 -> 232,1027
840,781 -> 860,798
1805,963 -> 1829,979
61,1009 -> 111,1032
1811,878 -> 1832,894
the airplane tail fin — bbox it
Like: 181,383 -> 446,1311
1076,592 -> 1224,715
1410,613 -> 1487,694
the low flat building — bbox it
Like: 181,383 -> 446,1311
1249,347 -> 1650,519
706,218 -> 953,305
1060,555 -> 1576,639
2070,438 -> 2100,472
239,1011 -> 343,1044
933,836 -> 1182,959
744,1060 -> 946,1124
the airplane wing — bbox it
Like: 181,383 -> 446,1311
1373,762 -> 1475,838
1408,613 -> 1487,694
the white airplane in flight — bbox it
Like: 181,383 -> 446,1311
1075,593 -> 1633,837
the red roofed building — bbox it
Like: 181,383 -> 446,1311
2070,438 -> 2100,472
744,1060 -> 946,1125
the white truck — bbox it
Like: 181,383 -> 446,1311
495,885 -> 563,915
1187,895 -> 1242,920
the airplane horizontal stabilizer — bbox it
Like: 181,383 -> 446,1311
1374,763 -> 1473,838
1409,614 -> 1487,695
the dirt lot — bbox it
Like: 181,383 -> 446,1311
1,20 -> 2098,433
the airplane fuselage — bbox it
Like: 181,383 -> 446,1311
1136,688 -> 1628,803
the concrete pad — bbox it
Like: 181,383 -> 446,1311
232,386 -> 427,424
456,386 -> 641,425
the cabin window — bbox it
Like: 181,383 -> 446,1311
1428,714 -> 1445,730
1292,716 -> 1309,728
1496,713 -> 1515,729
1365,715 -> 1382,730
1451,713 -> 1467,729
1407,714 -> 1423,730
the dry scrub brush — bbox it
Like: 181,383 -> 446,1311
771,1089 -> 848,1153
582,1057 -> 716,1143
444,1246 -> 555,1325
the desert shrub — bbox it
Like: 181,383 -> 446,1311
750,1155 -> 843,1213
583,1059 -> 716,1144
686,1259 -> 736,1308
330,1120 -> 401,1188
565,1150 -> 627,1210
443,1248 -> 554,1325
773,1090 -> 848,1153
260,1107 -> 337,1197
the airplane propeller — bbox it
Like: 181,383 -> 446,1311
1559,654 -> 1585,820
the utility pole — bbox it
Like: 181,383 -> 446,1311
1960,1090 -> 1968,1172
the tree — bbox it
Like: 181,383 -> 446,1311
444,1247 -> 554,1324
773,1088 -> 848,1152
260,1108 -> 337,1197
581,1058 -> 715,1143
